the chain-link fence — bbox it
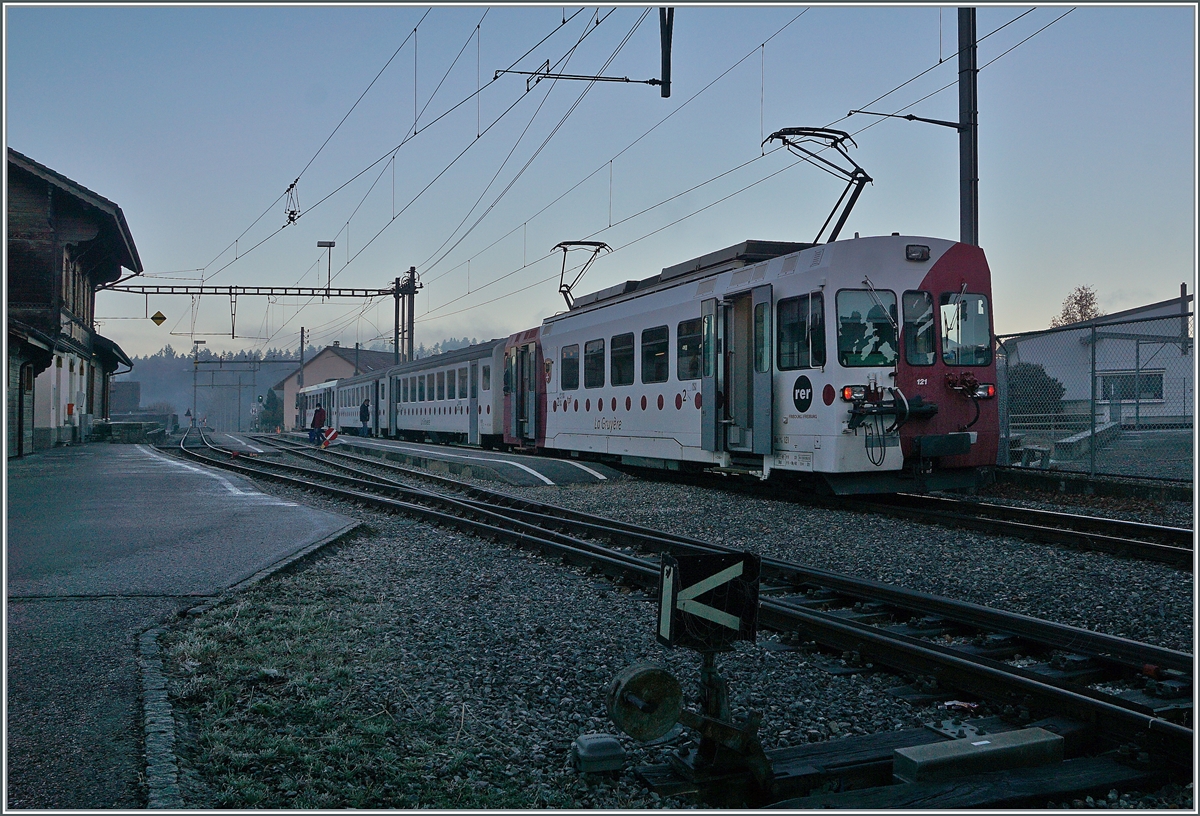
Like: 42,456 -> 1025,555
996,310 -> 1194,482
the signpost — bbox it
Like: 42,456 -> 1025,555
657,552 -> 760,651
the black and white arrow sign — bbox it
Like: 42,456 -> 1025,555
657,552 -> 760,651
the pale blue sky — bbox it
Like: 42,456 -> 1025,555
5,4 -> 1196,358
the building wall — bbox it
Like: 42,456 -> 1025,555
33,351 -> 91,446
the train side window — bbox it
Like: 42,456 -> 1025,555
641,326 -> 669,384
836,289 -> 898,367
561,344 -> 580,390
776,294 -> 825,370
418,376 -> 426,401
437,371 -> 445,400
611,333 -> 634,386
754,302 -> 770,373
447,371 -> 456,400
458,368 -> 467,398
940,292 -> 992,366
902,291 -> 936,366
677,318 -> 703,380
584,339 -> 605,388
482,364 -> 491,391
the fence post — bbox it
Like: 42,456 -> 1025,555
1089,324 -> 1097,476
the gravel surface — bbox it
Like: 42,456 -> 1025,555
160,458 -> 1195,809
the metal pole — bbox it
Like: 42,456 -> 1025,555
958,8 -> 979,246
297,327 -> 305,430
192,347 -> 197,427
1134,340 -> 1141,431
394,276 -> 401,366
406,267 -> 416,361
1090,325 -> 1097,476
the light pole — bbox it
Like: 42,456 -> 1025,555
318,241 -> 335,299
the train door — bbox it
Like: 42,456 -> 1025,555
701,286 -> 772,454
468,360 -> 479,445
373,379 -> 382,437
510,343 -> 538,442
701,298 -> 720,451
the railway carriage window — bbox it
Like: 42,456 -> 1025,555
458,368 -> 468,398
776,294 -> 825,370
940,293 -> 992,366
584,339 -> 605,388
561,345 -> 580,390
402,379 -> 409,403
641,326 -> 669,384
677,318 -> 703,380
419,376 -> 426,402
437,371 -> 445,400
902,291 -> 937,366
611,333 -> 635,386
836,290 -> 898,367
426,373 -> 435,400
754,303 -> 770,373
482,365 -> 491,391
447,371 -> 456,400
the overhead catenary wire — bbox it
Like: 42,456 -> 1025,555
253,6 -> 1070,352
202,9 -> 590,285
316,8 -> 641,294
417,9 -> 652,277
415,9 -> 623,274
421,8 -> 812,288
412,7 -> 1076,329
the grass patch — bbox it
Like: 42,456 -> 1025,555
161,553 -> 552,808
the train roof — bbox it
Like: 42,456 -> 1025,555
385,338 -> 505,375
558,239 -> 813,317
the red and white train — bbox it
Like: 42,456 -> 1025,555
299,232 -> 998,494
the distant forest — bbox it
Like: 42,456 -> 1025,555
115,337 -> 477,431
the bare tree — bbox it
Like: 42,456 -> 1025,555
1050,285 -> 1105,328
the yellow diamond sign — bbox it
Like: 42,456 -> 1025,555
150,311 -> 166,326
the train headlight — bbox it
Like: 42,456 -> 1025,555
841,385 -> 866,402
905,244 -> 931,262
974,383 -> 996,399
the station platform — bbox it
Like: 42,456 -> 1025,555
273,432 -> 623,486
6,443 -> 357,808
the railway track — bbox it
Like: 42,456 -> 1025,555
618,464 -> 1194,569
176,429 -> 1192,806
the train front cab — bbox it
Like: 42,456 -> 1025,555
816,242 -> 998,493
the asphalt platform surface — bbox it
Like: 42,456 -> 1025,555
6,443 -> 354,809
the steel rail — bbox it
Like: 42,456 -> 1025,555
179,438 -> 1193,762
250,434 -> 1193,674
844,494 -> 1193,568
887,493 -> 1193,548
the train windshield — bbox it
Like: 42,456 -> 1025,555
836,289 -> 897,367
940,292 -> 991,366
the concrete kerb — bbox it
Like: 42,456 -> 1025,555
137,520 -> 362,809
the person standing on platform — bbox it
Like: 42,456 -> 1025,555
310,403 -> 326,444
359,398 -> 371,437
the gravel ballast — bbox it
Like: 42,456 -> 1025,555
158,464 -> 1194,809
